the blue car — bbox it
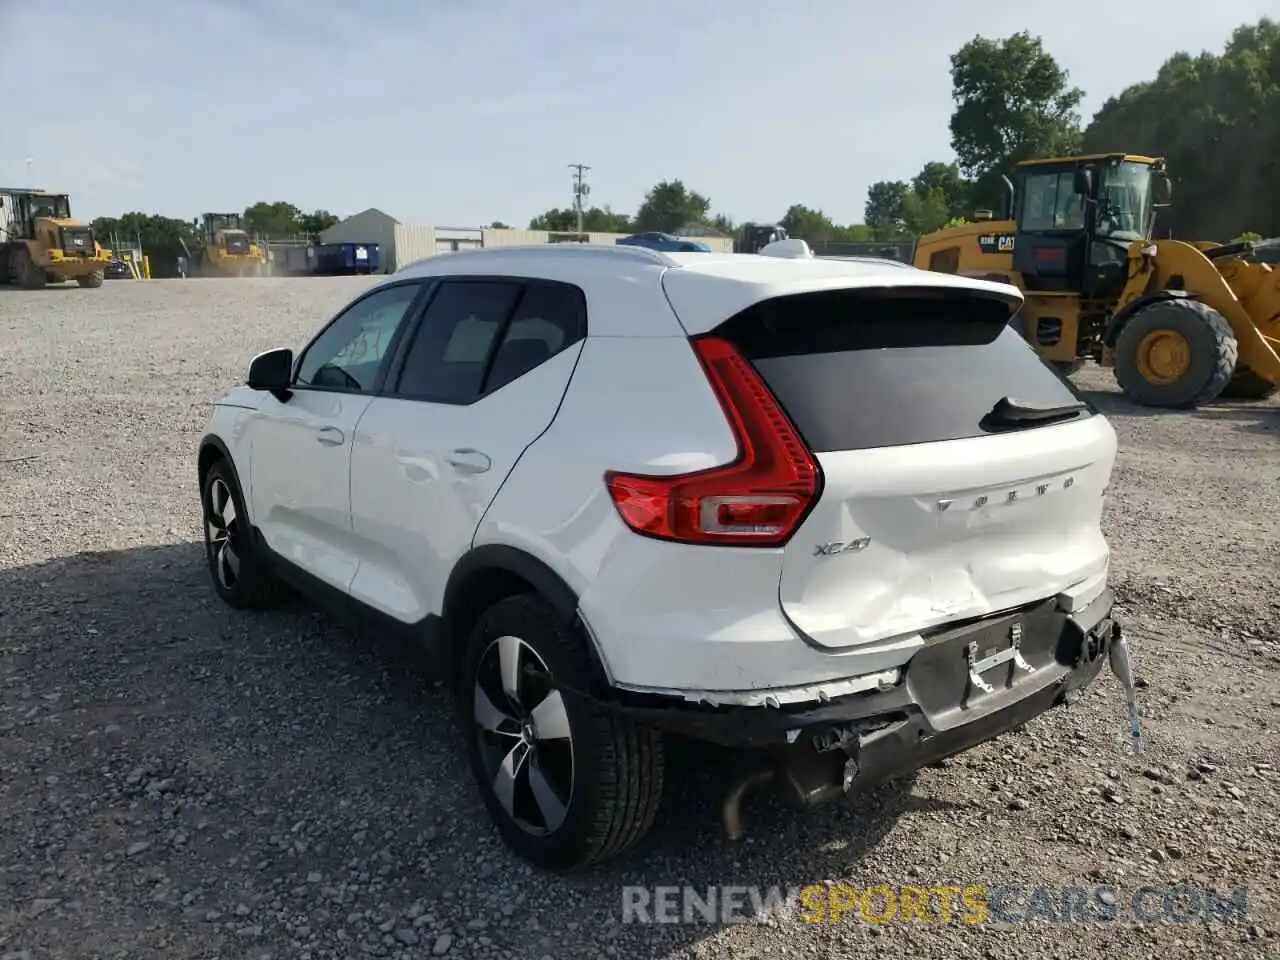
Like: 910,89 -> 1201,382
616,232 -> 712,253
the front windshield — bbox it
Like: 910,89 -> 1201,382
31,195 -> 71,219
1095,162 -> 1153,241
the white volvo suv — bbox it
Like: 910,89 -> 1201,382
197,243 -> 1123,872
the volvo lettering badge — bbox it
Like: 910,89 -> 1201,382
937,476 -> 1076,513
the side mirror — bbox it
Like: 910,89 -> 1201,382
247,347 -> 294,400
1073,167 -> 1095,198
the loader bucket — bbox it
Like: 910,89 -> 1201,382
1154,239 -> 1280,388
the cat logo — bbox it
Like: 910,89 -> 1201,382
977,233 -> 1016,254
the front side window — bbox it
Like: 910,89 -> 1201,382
1020,171 -> 1085,232
295,282 -> 424,393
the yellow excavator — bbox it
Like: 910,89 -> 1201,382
913,153 -> 1280,406
0,188 -> 111,289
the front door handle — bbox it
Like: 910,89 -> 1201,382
446,447 -> 491,474
316,425 -> 346,446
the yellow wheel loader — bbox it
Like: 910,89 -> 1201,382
184,213 -> 266,277
0,188 -> 111,289
913,154 -> 1280,407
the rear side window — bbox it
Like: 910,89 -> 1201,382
393,278 -> 586,404
711,287 -> 1091,453
395,280 -> 522,402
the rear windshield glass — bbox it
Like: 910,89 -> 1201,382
711,287 -> 1092,453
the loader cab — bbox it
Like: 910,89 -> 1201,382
739,223 -> 789,254
202,213 -> 251,253
1010,154 -> 1170,300
16,193 -> 72,235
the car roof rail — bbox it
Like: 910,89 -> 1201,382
397,244 -> 678,274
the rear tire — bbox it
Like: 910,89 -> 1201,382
77,271 -> 104,288
459,593 -> 664,872
200,457 -> 288,609
1113,299 -> 1236,408
1219,365 -> 1278,401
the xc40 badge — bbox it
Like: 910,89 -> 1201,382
813,538 -> 871,557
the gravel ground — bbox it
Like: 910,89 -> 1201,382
1,278 -> 1277,960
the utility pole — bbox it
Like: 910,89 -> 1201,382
569,163 -> 591,235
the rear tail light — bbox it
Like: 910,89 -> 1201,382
604,335 -> 821,547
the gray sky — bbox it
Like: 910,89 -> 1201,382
2,1 -> 1273,226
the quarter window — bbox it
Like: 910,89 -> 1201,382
485,282 -> 583,392
295,283 -> 424,393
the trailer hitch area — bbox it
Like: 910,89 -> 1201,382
722,729 -> 863,841
1102,619 -> 1144,756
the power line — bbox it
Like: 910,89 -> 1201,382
569,163 -> 591,235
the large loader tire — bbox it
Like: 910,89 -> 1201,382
76,271 -> 104,289
11,248 -> 46,289
1219,365 -> 1278,401
1113,299 -> 1236,408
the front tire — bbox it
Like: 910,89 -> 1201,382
460,594 -> 664,872
1113,298 -> 1236,408
201,457 -> 287,609
77,271 -> 104,288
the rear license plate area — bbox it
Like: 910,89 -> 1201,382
905,602 -> 1061,719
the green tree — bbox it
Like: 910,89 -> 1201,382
911,162 -> 973,220
901,187 -> 953,234
243,201 -> 303,237
864,180 -> 909,238
835,223 -> 876,241
708,213 -> 736,235
528,206 -> 632,232
949,32 -> 1084,203
779,204 -> 840,241
1082,18 -> 1280,239
296,209 -> 340,235
633,180 -> 711,233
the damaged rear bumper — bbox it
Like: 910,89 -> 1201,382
584,590 -> 1120,821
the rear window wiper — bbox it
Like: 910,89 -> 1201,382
981,396 -> 1087,431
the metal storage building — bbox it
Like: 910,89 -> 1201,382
320,208 -> 436,274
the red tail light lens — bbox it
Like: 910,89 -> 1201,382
604,335 -> 821,547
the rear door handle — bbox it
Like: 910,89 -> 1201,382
446,448 -> 491,474
316,426 -> 346,446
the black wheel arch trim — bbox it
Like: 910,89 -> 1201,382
443,543 -> 610,686
445,543 -> 582,629
198,433 -> 242,491
1102,289 -> 1193,348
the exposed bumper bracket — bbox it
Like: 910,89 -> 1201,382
965,621 -> 1033,694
